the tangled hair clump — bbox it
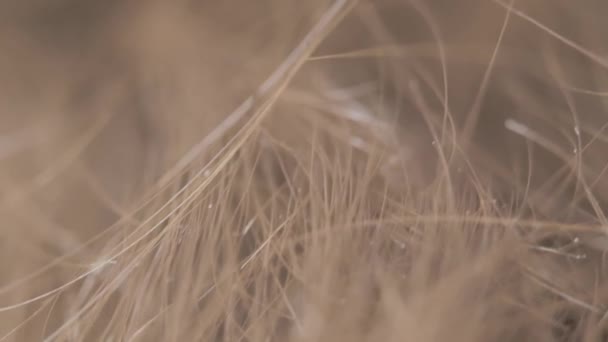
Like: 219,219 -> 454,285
2,0 -> 608,341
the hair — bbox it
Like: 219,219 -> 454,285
2,0 -> 608,341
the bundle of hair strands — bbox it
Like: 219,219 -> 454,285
2,0 -> 608,340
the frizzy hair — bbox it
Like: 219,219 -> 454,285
1,0 -> 608,341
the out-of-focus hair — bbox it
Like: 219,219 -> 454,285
2,0 -> 608,340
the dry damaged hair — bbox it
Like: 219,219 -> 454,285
2,0 -> 608,341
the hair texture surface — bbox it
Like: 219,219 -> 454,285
2,0 -> 608,341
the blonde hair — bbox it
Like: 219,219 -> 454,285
2,0 -> 608,340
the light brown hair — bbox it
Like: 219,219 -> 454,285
1,0 -> 608,340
